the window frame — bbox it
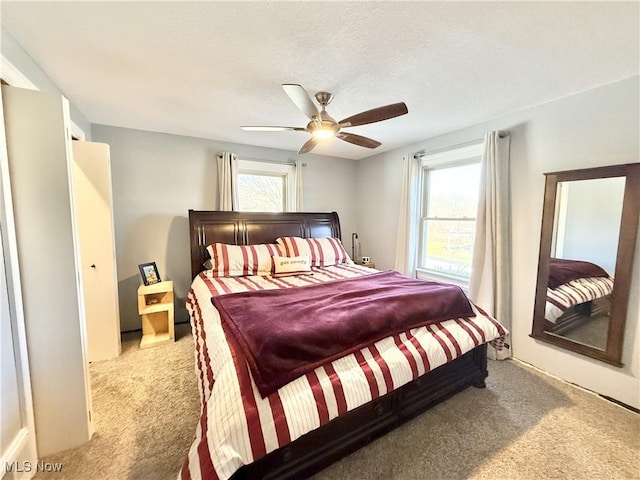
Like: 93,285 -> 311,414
236,159 -> 296,212
415,142 -> 484,290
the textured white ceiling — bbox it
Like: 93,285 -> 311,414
1,1 -> 638,159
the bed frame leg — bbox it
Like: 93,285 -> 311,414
472,378 -> 487,389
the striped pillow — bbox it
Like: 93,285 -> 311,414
206,243 -> 281,277
276,237 -> 352,267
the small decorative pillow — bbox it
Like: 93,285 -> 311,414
206,243 -> 281,277
276,237 -> 352,267
272,255 -> 312,277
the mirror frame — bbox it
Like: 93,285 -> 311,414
531,163 -> 640,366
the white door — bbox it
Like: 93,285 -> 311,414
0,95 -> 38,479
2,85 -> 93,456
72,142 -> 121,362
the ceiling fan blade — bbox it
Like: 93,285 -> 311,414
241,126 -> 306,132
298,137 -> 319,154
336,132 -> 381,149
282,84 -> 319,120
339,102 -> 408,128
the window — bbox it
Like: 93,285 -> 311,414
417,143 -> 483,288
236,159 -> 296,212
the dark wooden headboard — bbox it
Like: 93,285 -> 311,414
188,210 -> 342,278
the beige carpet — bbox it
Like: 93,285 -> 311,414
34,323 -> 199,480
35,324 -> 639,480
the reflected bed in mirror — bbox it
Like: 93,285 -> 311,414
531,163 -> 640,365
545,258 -> 613,350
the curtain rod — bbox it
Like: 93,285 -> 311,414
220,155 -> 306,167
413,131 -> 509,159
240,156 -> 296,166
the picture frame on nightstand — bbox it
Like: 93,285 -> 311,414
138,262 -> 161,286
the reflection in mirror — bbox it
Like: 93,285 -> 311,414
545,177 -> 624,350
531,163 -> 640,366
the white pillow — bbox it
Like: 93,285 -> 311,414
272,255 -> 312,277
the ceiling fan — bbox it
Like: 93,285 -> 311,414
241,84 -> 408,154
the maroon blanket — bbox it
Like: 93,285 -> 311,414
213,270 -> 475,397
548,258 -> 609,289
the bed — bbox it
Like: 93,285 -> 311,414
181,210 -> 506,480
544,258 -> 614,333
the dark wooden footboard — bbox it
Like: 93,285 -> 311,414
232,343 -> 488,480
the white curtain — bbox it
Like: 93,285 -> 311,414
469,131 -> 511,360
295,160 -> 304,211
394,154 -> 421,276
217,152 -> 238,211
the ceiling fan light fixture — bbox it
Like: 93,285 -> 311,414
312,128 -> 335,139
309,119 -> 339,139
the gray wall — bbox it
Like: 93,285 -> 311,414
354,75 -> 640,408
91,125 -> 357,331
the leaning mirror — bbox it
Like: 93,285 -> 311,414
531,163 -> 640,365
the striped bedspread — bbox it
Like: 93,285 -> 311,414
180,264 -> 506,480
545,275 -> 614,323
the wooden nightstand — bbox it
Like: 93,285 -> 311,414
356,262 -> 376,269
137,280 -> 174,349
